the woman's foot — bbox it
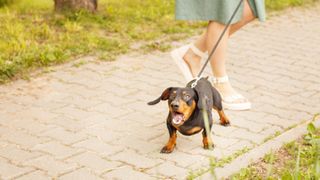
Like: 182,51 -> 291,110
171,44 -> 207,81
212,76 -> 251,110
183,49 -> 202,77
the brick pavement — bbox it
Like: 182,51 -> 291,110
0,3 -> 320,179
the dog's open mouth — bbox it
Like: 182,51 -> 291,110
172,111 -> 184,125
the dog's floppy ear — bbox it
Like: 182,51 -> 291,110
193,81 -> 213,111
147,87 -> 174,105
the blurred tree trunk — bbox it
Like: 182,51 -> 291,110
54,0 -> 97,12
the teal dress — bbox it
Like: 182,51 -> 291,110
175,0 -> 266,24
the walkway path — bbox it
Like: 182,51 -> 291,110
0,3 -> 319,179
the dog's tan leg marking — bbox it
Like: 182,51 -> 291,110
161,131 -> 177,153
218,110 -> 230,126
202,131 -> 214,149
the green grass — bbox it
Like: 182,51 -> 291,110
0,0 -> 205,83
0,0 -> 319,83
266,0 -> 319,10
231,116 -> 320,179
187,147 -> 251,180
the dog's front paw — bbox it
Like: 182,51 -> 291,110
220,120 -> 230,126
160,145 -> 175,153
203,143 -> 215,150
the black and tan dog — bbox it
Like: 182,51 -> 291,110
148,77 -> 230,153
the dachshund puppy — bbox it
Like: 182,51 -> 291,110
148,77 -> 230,153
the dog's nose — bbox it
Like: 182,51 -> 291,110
171,101 -> 179,110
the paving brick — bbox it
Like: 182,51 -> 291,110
0,144 -> 43,164
96,92 -> 136,107
32,141 -> 83,159
0,158 -> 34,179
63,95 -> 103,110
1,131 -> 49,149
3,116 -> 36,130
66,152 -> 122,174
259,125 -> 283,138
229,117 -> 269,133
41,127 -> 87,145
16,170 -> 50,180
63,84 -> 104,99
186,146 -> 227,159
50,115 -> 89,132
51,105 -> 93,120
81,124 -> 123,143
253,95 -> 291,108
0,141 -> 8,147
110,149 -> 163,169
122,100 -> 158,114
0,125 -> 16,138
32,98 -> 69,110
226,140 -> 254,152
288,103 -> 319,115
146,161 -> 189,179
60,168 -> 103,180
122,111 -> 164,127
73,138 -> 122,155
211,124 -> 238,136
262,114 -> 295,129
174,135 -> 203,152
165,151 -> 207,168
6,107 -> 58,124
23,155 -> 78,177
257,104 -> 294,119
227,129 -> 265,144
0,103 -> 26,114
287,111 -> 314,122
87,102 -> 133,118
112,135 -> 161,154
103,165 -> 154,180
20,121 -> 57,135
211,135 -> 239,149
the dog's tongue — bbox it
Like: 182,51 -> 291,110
172,114 -> 184,124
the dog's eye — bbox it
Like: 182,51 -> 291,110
184,94 -> 190,100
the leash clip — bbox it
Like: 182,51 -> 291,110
191,77 -> 201,88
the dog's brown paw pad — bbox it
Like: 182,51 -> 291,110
160,146 -> 174,153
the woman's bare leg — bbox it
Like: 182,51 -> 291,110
182,31 -> 207,77
183,0 -> 255,77
230,0 -> 256,35
207,0 -> 255,103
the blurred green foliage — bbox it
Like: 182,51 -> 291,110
0,0 -> 16,7
266,0 -> 319,10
